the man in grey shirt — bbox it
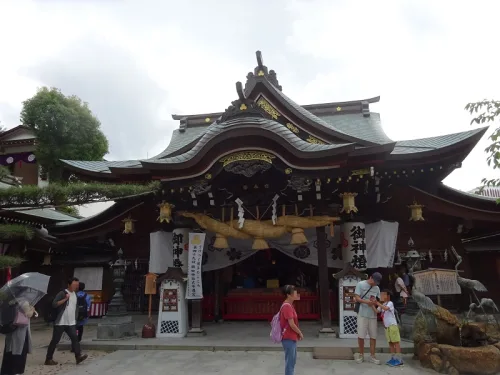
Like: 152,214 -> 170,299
354,272 -> 382,365
45,277 -> 88,366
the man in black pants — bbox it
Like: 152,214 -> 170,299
45,277 -> 88,366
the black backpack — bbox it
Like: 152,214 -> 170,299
77,293 -> 89,321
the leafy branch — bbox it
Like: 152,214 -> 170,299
0,224 -> 34,240
465,100 -> 500,194
0,181 -> 160,209
0,256 -> 24,270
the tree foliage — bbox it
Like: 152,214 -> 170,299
0,181 -> 160,209
20,87 -> 109,181
465,100 -> 500,190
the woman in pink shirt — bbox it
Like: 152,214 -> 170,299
280,285 -> 303,375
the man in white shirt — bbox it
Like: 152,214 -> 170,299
45,277 -> 88,366
354,272 -> 382,365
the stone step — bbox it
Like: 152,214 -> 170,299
58,342 -> 414,354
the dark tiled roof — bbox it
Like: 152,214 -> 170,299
61,117 -> 353,173
3,208 -> 79,222
270,88 -> 349,138
391,128 -> 486,155
61,160 -> 141,174
318,113 -> 392,144
144,117 -> 353,165
152,126 -> 210,159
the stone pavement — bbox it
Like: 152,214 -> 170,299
61,350 -> 432,375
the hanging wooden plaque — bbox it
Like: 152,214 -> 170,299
144,273 -> 158,295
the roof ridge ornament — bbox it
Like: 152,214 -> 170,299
217,82 -> 267,124
244,51 -> 282,93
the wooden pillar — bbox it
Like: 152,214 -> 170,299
188,299 -> 206,336
316,226 -> 335,336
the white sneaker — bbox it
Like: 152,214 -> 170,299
354,353 -> 364,363
369,356 -> 381,365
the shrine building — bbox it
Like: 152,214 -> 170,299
41,51 -> 500,334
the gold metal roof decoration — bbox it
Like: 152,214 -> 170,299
286,123 -> 300,134
157,202 -> 174,223
256,97 -> 280,119
339,192 -> 358,214
122,215 -> 136,234
219,151 -> 275,168
408,201 -> 425,221
306,135 -> 326,145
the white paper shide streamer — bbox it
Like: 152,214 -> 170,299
271,194 -> 279,225
235,198 -> 245,228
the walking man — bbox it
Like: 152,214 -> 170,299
45,277 -> 88,366
354,272 -> 382,365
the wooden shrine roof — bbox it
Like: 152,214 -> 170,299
60,51 -> 488,182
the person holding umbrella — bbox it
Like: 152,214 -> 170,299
0,272 -> 49,375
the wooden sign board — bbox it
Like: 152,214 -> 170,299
145,273 -> 158,295
413,268 -> 461,296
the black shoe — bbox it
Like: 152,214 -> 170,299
76,354 -> 88,365
45,359 -> 58,366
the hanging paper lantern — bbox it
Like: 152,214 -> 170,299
122,215 -> 136,234
41,254 -> 51,266
339,192 -> 358,214
157,202 -> 175,223
408,201 -> 425,221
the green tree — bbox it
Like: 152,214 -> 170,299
20,87 -> 109,181
465,100 -> 500,192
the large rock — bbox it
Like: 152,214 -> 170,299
418,343 -> 500,375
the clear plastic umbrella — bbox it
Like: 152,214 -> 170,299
0,272 -> 50,325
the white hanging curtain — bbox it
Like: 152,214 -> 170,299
149,221 -> 399,273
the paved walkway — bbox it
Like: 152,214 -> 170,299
61,350 -> 432,375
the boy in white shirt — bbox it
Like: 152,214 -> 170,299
376,291 -> 402,366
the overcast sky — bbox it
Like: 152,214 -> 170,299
0,0 -> 499,217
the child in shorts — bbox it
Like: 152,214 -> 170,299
376,291 -> 403,366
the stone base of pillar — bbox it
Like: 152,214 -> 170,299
318,327 -> 337,338
187,327 -> 206,337
95,315 -> 136,341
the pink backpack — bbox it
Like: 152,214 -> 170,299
270,303 -> 290,343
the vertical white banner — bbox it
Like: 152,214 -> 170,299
186,232 -> 206,300
341,222 -> 367,271
172,228 -> 190,274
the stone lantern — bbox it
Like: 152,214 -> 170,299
96,248 -> 136,340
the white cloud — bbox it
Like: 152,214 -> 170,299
0,0 -> 499,217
